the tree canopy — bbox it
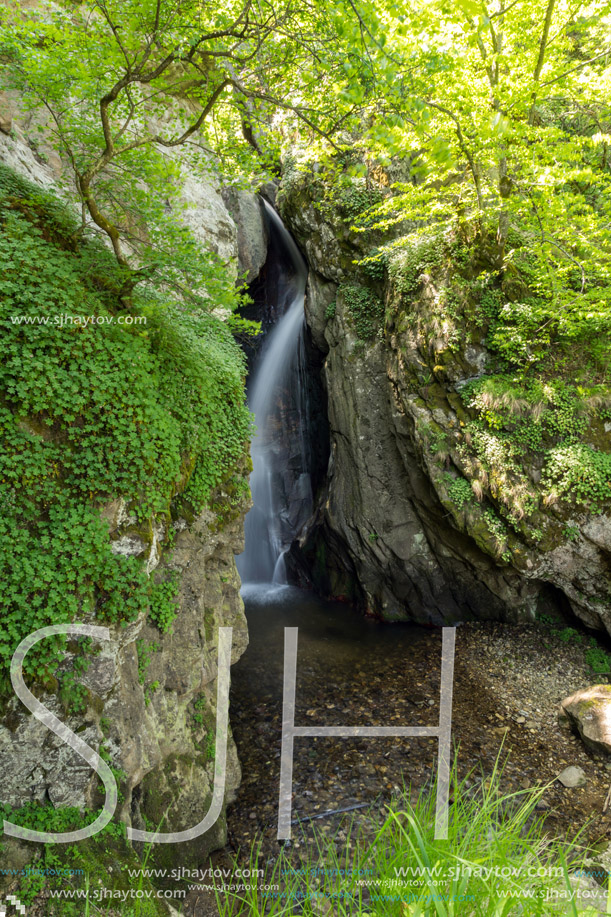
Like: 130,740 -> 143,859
1,0 -> 610,346
330,0 -> 611,365
0,0 -> 365,300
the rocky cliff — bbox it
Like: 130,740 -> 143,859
0,114 -> 267,887
1,485 -> 249,875
279,163 -> 611,632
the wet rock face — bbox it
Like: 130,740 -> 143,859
278,172 -> 611,627
285,278 -> 533,623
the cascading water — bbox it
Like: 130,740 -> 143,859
236,203 -> 313,585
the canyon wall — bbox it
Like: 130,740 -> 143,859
0,113 -> 267,878
280,166 -> 611,631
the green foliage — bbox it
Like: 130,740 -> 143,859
463,374 -> 597,451
0,0 -> 376,282
302,0 -> 611,533
459,373 -> 611,517
191,694 -> 208,726
0,165 -> 250,675
537,618 -> 611,676
191,697 -> 216,759
0,800 -> 126,852
191,695 -> 216,761
208,470 -> 251,530
58,676 -> 88,717
339,283 -> 384,341
585,641 -> 611,675
543,444 -> 611,511
536,612 -> 557,628
136,640 -> 161,707
204,729 -> 216,761
324,300 -> 337,321
148,575 -> 179,633
483,509 -> 512,563
56,638 -> 94,715
474,287 -> 503,329
563,523 -> 581,543
358,247 -> 388,280
0,801 -> 166,915
542,385 -> 589,442
422,424 -> 448,460
388,234 -> 448,299
445,475 -> 473,508
340,0 -> 611,356
145,680 -> 160,706
136,640 -> 159,684
338,184 -> 383,221
558,627 -> 582,645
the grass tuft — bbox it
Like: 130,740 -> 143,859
215,753 -> 603,916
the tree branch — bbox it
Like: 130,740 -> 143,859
528,0 -> 556,125
419,99 -> 485,210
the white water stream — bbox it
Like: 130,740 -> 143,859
236,203 -> 312,585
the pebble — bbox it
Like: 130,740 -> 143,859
557,766 -> 587,788
192,615 -> 609,899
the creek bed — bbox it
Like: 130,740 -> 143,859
226,588 -> 609,852
183,589 -> 611,914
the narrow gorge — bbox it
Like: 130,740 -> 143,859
2,0 -> 611,912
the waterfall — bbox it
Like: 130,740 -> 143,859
236,202 -> 313,585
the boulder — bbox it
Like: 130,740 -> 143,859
561,685 -> 611,756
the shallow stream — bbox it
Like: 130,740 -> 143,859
226,584 -> 438,859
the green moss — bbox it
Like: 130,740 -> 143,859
0,803 -> 167,915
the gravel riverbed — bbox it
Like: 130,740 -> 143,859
182,592 -> 611,915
